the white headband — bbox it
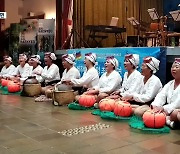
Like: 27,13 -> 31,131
19,54 -> 27,61
85,53 -> 97,64
50,53 -> 57,61
30,55 -> 41,64
107,57 -> 119,69
63,54 -> 75,65
4,56 -> 12,62
145,57 -> 160,74
128,54 -> 139,68
174,58 -> 180,65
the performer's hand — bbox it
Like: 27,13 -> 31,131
16,74 -> 21,78
87,88 -> 95,91
63,80 -> 73,85
34,71 -> 41,75
122,97 -> 133,101
83,91 -> 90,95
152,105 -> 164,112
5,77 -> 10,80
108,95 -> 120,100
121,94 -> 133,101
111,90 -> 120,95
84,89 -> 98,95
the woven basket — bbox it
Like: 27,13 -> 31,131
23,84 -> 41,97
53,90 -> 75,105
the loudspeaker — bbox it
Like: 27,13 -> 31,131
127,36 -> 143,47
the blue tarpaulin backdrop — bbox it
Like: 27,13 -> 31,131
68,47 -> 166,85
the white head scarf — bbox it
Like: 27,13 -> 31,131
30,55 -> 41,64
85,53 -> 97,64
106,56 -> 119,69
144,56 -> 160,74
62,54 -> 75,65
174,58 -> 180,65
4,56 -> 12,62
49,53 -> 57,60
19,54 -> 27,61
125,54 -> 139,68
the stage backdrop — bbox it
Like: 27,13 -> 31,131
68,47 -> 166,85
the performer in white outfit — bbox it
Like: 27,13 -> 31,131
53,54 -> 80,106
123,56 -> 162,111
135,58 -> 180,128
85,56 -> 122,102
59,54 -> 80,84
64,53 -> 99,102
55,54 -> 80,90
0,56 -> 16,79
14,54 -> 32,84
29,55 -> 43,83
65,53 -> 99,90
41,52 -> 60,85
35,52 -> 60,102
111,54 -> 142,99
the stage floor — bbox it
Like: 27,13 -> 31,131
0,95 -> 180,154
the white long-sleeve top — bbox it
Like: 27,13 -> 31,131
120,70 -> 142,97
97,70 -> 122,93
71,67 -> 99,88
61,66 -> 80,82
31,65 -> 43,83
151,80 -> 180,114
0,65 -> 16,78
131,75 -> 162,103
15,63 -> 32,78
41,63 -> 60,83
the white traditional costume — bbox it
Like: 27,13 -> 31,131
97,57 -> 122,93
41,53 -> 60,84
15,54 -> 33,84
151,58 -> 180,114
71,53 -> 99,88
120,54 -> 142,97
151,80 -> 180,114
132,75 -> 162,103
30,55 -> 43,83
126,57 -> 162,103
61,54 -> 80,82
0,56 -> 16,78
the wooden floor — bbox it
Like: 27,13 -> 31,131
0,94 -> 180,154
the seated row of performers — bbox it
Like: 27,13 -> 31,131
0,52 -> 60,85
0,52 -> 179,128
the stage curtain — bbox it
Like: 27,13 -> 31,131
62,0 -> 72,48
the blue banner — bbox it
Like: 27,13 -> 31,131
68,47 -> 166,85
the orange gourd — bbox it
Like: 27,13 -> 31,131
99,98 -> 115,111
7,81 -> 21,93
114,101 -> 132,117
1,79 -> 10,87
143,109 -> 166,128
79,95 -> 96,107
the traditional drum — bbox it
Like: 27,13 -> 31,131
23,76 -> 41,97
53,84 -> 75,106
53,90 -> 75,106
